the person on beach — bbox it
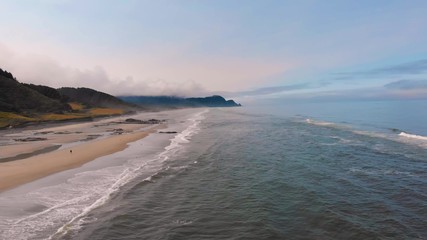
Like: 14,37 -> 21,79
70,150 -> 72,154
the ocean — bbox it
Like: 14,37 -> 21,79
0,100 -> 426,239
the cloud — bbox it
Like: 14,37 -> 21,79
242,80 -> 427,104
333,59 -> 427,80
224,81 -> 331,98
0,44 -> 207,96
384,79 -> 427,90
376,59 -> 427,75
0,40 -> 293,96
237,83 -> 310,96
266,87 -> 427,102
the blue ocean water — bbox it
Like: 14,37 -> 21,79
1,101 -> 426,239
72,100 -> 427,240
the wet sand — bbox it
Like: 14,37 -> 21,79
0,117 -> 165,192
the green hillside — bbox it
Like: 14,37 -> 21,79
0,75 -> 70,114
0,68 -> 136,129
58,87 -> 136,110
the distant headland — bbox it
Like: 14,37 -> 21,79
120,95 -> 241,108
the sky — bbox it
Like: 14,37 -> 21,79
1,0 -> 427,103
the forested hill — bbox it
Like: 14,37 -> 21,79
58,87 -> 136,110
0,68 -> 136,128
0,74 -> 70,113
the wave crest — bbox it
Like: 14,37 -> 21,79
399,132 -> 427,141
305,118 -> 338,127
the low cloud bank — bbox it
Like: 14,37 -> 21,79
0,45 -> 206,97
384,79 -> 427,90
333,59 -> 427,80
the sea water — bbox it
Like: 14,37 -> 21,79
1,100 -> 426,239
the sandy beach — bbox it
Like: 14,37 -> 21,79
0,117 -> 165,192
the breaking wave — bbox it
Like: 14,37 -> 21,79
0,109 -> 209,240
399,132 -> 427,141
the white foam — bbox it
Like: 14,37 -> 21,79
304,118 -> 347,129
349,167 -> 414,177
48,167 -> 138,239
305,118 -> 427,149
172,219 -> 193,225
0,109 -> 209,240
399,132 -> 427,141
350,130 -> 427,149
351,130 -> 390,140
330,136 -> 361,145
49,109 -> 209,239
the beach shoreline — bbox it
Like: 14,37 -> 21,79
0,116 -> 165,192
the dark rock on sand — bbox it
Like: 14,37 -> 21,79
107,128 -> 125,135
124,118 -> 165,124
82,134 -> 102,141
34,131 -> 54,135
14,137 -> 48,142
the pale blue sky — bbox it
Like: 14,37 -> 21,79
1,0 -> 427,101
